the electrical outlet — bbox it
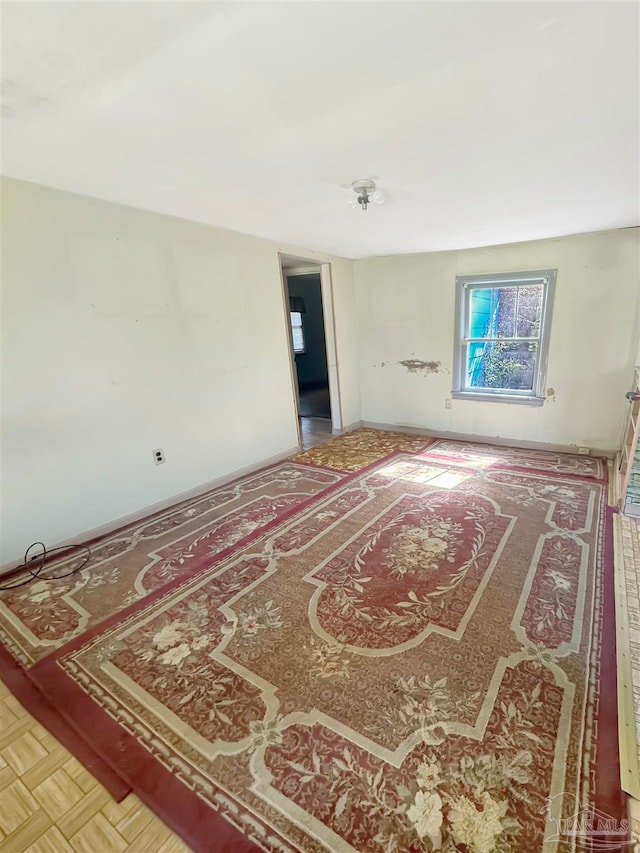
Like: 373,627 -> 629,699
445,399 -> 452,410
153,448 -> 166,465
577,446 -> 590,456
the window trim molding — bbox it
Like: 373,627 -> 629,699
452,268 -> 557,405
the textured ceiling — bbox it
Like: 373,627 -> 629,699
2,1 -> 639,258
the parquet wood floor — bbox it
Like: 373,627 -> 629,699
0,679 -> 190,853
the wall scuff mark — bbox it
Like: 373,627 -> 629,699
398,359 -> 448,375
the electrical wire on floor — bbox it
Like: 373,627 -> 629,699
0,542 -> 91,592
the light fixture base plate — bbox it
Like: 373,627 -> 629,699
351,179 -> 376,195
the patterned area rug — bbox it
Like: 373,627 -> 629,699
0,462 -> 346,668
0,444 -> 619,852
424,439 -> 606,479
293,427 -> 431,471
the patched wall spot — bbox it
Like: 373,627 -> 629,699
399,359 -> 443,375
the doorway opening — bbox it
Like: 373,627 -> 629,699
279,254 -> 341,450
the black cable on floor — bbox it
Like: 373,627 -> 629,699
0,542 -> 91,592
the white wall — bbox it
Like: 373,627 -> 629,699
330,258 -> 361,429
354,229 -> 640,451
0,178 -> 358,565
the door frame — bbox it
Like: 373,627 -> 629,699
278,254 -> 343,446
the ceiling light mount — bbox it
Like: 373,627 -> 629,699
350,179 -> 383,211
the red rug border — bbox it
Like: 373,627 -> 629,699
594,506 -> 625,821
0,644 -> 130,801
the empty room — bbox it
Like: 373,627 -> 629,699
1,2 -> 640,851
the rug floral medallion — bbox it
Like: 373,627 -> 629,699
28,451 -> 608,853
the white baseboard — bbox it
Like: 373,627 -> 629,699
0,446 -> 300,578
360,421 -> 616,458
340,420 -> 363,434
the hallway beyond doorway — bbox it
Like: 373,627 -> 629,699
298,383 -> 330,419
300,417 -> 332,449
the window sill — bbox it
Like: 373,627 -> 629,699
451,391 -> 545,407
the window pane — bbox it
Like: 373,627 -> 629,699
468,284 -> 544,340
290,312 -> 305,352
494,287 -> 516,337
466,341 -> 538,391
292,327 -> 304,352
516,285 -> 543,337
468,289 -> 493,337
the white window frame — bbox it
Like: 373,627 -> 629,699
452,269 -> 556,406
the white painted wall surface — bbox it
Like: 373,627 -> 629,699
0,179 -> 357,564
354,229 -> 640,451
330,258 -> 361,430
